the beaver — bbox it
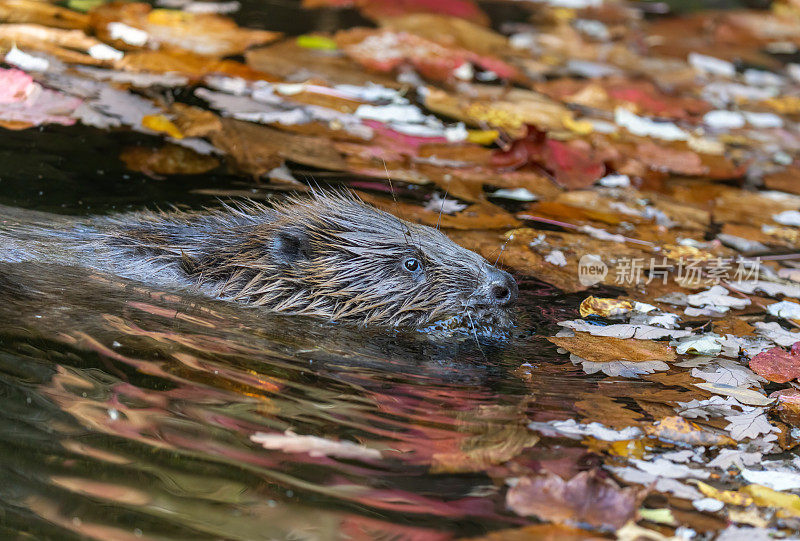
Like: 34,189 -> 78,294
0,191 -> 518,331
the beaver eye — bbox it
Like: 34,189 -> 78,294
403,257 -> 421,273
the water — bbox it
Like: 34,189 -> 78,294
0,260 -> 601,539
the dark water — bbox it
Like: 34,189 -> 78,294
0,259 -> 603,539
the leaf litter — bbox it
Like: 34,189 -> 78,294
7,0 -> 800,537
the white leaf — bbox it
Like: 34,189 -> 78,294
676,396 -> 741,420
773,210 -> 800,226
753,321 -> 800,347
687,285 -> 750,310
615,107 -> 688,141
692,498 -> 724,512
528,419 -> 642,441
674,334 -> 723,355
694,383 -> 774,406
571,354 -> 669,378
707,449 -> 762,470
631,458 -> 710,479
691,360 -> 765,388
730,280 -> 800,299
558,320 -> 691,339
766,300 -> 800,320
740,467 -> 800,491
724,409 -> 778,440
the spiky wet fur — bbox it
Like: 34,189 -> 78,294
0,192 -> 514,329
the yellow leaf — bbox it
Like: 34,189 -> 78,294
147,8 -> 193,25
466,129 -> 499,145
639,508 -> 676,525
661,244 -> 714,261
579,296 -> 633,317
608,439 -> 647,459
142,115 -> 183,139
562,114 -> 594,135
742,484 -> 800,518
763,96 -> 800,115
696,481 -> 753,507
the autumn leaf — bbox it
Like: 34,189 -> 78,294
750,343 -> 800,384
119,144 -> 220,176
90,2 -> 280,56
548,333 -> 676,369
506,470 -> 644,530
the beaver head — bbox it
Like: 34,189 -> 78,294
162,192 -> 517,331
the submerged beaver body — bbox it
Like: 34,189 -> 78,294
0,192 -> 517,330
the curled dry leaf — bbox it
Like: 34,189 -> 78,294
506,469 -> 644,531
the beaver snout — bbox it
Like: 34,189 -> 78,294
474,267 -> 519,308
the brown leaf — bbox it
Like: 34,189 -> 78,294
644,416 -> 735,447
0,23 -> 109,66
208,119 -> 348,177
120,144 -> 220,176
378,13 -> 507,56
335,27 -> 519,82
91,2 -> 280,56
0,0 -> 89,30
246,39 -> 401,88
357,191 -> 521,230
469,524 -> 608,541
118,49 -> 279,80
548,334 -> 676,365
764,164 -> 800,195
506,470 -> 644,530
421,85 -> 570,137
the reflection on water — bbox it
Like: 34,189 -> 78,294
0,262 -> 600,539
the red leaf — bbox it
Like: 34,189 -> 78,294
750,343 -> 800,383
491,126 -> 604,189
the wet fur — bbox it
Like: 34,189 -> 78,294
0,192 -> 513,329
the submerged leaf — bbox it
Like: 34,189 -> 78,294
506,470 -> 643,530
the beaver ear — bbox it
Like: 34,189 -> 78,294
271,227 -> 311,266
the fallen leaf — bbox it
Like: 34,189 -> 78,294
749,343 -> 800,384
644,416 -> 735,447
90,2 -> 280,56
506,470 -> 643,530
120,144 -> 220,176
335,27 -> 518,83
579,296 -> 633,317
742,483 -> 800,518
549,333 -> 674,378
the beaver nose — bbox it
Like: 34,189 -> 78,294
484,267 -> 518,307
